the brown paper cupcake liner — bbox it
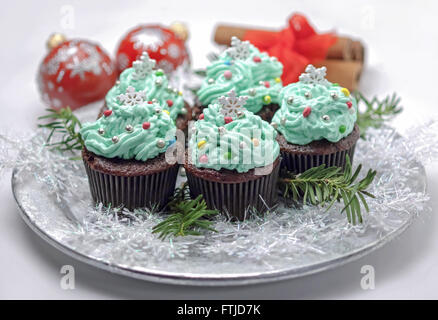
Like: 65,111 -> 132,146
185,160 -> 280,221
280,144 -> 356,174
83,159 -> 179,211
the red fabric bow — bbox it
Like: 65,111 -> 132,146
243,14 -> 337,85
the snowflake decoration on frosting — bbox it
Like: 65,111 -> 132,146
218,89 -> 248,117
117,86 -> 146,106
132,52 -> 156,80
298,64 -> 330,86
226,36 -> 250,60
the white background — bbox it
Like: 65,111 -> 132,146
0,0 -> 437,299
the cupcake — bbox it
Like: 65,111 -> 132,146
272,65 -> 359,173
100,51 -> 191,131
185,90 -> 281,221
81,99 -> 179,211
196,37 -> 283,121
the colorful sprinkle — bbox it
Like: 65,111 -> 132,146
224,116 -> 233,124
155,69 -> 164,76
303,106 -> 312,118
341,88 -> 350,97
167,99 -> 174,107
224,151 -> 232,160
168,138 -> 176,146
197,140 -> 207,149
339,125 -> 346,133
253,56 -> 261,63
252,138 -> 260,147
103,110 -> 112,117
346,101 -> 353,108
333,83 -> 339,86
199,113 -> 204,120
178,91 -> 183,96
274,77 -> 281,83
264,81 -> 270,88
147,101 -> 153,104
263,95 -> 272,104
163,110 -> 170,116
142,122 -> 151,130
199,154 -> 208,163
224,70 -> 232,79
224,61 -> 231,66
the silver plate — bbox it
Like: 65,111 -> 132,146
11,130 -> 427,286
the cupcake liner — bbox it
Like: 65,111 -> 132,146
83,159 -> 179,211
186,161 -> 280,221
280,143 -> 357,174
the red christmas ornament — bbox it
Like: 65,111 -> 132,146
37,34 -> 117,111
166,99 -> 174,107
115,24 -> 189,74
346,101 -> 353,108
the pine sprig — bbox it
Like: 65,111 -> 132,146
355,92 -> 403,138
152,183 -> 218,240
38,107 -> 84,154
279,155 -> 377,224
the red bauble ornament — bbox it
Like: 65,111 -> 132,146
115,24 -> 189,74
37,34 -> 117,111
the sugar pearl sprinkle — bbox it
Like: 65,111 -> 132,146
208,78 -> 215,84
199,154 -> 208,163
224,70 -> 232,79
322,115 -> 330,121
156,139 -> 166,148
112,136 -> 119,143
330,92 -> 338,100
239,142 -> 246,149
252,138 -> 260,146
303,106 -> 312,118
304,91 -> 312,99
249,88 -> 257,96
287,96 -> 294,105
125,125 -> 133,132
97,128 -> 105,135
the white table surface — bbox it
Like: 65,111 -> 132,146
0,0 -> 437,299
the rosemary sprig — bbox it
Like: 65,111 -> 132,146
279,155 -> 377,224
38,107 -> 84,154
355,92 -> 403,138
152,183 -> 218,240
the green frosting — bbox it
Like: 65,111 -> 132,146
197,37 -> 283,114
105,52 -> 185,120
189,90 -> 279,173
80,102 -> 176,161
272,65 -> 357,145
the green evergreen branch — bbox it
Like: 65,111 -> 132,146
152,183 -> 218,240
38,107 -> 84,154
278,155 -> 377,224
355,92 -> 403,138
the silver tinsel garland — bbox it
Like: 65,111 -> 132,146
2,121 -> 437,280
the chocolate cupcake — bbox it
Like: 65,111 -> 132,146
185,90 -> 281,221
196,37 -> 283,122
272,65 -> 359,173
102,51 -> 191,131
80,100 -> 179,211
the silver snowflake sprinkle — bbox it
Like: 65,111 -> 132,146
132,52 -> 156,80
226,36 -> 250,60
117,86 -> 146,106
298,64 -> 330,86
218,90 -> 248,118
